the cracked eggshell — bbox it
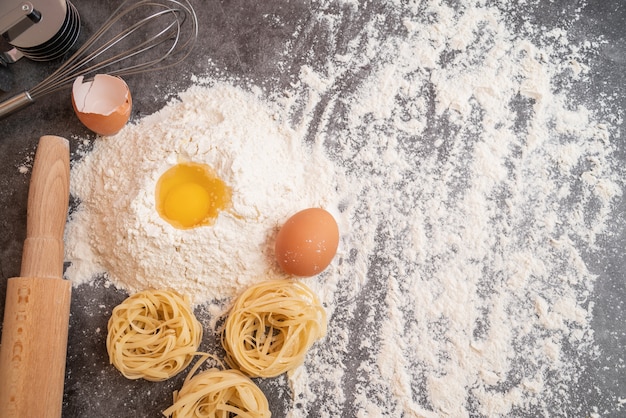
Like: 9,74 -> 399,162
72,74 -> 132,136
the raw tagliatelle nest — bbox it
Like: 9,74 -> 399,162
221,279 -> 327,378
162,360 -> 270,418
106,289 -> 202,381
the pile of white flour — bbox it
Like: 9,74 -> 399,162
64,84 -> 339,304
63,0 -> 624,416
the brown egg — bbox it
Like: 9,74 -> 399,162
275,208 -> 339,277
71,74 -> 132,136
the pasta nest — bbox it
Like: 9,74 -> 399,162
163,368 -> 270,418
106,289 -> 202,381
222,279 -> 327,378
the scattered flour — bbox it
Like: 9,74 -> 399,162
63,0 -> 624,417
17,153 -> 33,174
272,0 -> 623,417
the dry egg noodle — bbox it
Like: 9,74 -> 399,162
222,279 -> 327,378
106,289 -> 202,381
163,366 -> 270,418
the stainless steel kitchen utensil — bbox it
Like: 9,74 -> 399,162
0,0 -> 81,62
0,0 -> 198,119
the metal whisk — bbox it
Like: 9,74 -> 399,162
0,0 -> 198,119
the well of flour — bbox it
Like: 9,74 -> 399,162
64,84 -> 339,304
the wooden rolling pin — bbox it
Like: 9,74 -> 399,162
0,135 -> 71,418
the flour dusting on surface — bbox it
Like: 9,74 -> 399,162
64,0 -> 624,416
277,0 -> 623,416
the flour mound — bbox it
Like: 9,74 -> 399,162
64,83 -> 338,304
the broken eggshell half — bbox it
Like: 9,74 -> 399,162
72,74 -> 132,136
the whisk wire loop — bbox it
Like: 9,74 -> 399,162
52,9 -> 183,82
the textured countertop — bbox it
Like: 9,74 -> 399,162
0,0 -> 625,417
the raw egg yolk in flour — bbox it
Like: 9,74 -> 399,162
274,208 -> 339,277
156,162 -> 231,229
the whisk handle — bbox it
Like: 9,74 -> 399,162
0,92 -> 34,119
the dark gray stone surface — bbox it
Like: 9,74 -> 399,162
0,0 -> 624,417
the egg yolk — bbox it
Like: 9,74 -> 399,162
156,162 -> 231,229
